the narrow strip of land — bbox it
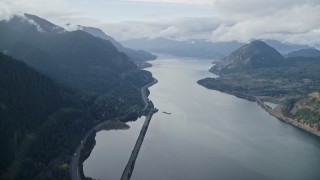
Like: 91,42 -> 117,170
120,108 -> 157,180
71,78 -> 158,180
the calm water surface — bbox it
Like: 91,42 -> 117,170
84,56 -> 320,180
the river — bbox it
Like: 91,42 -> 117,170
84,55 -> 320,180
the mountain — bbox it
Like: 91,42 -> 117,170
78,26 -> 157,62
0,53 -> 94,179
0,14 -> 150,94
122,38 -> 244,59
263,39 -> 312,55
212,40 -> 286,73
286,48 -> 320,58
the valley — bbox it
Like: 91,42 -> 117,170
1,3 -> 320,179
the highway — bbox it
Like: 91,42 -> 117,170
120,109 -> 157,180
70,78 -> 157,180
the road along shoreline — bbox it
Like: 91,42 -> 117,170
120,108 -> 158,180
70,78 -> 158,180
120,78 -> 158,180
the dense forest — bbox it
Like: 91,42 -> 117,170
0,53 -> 96,179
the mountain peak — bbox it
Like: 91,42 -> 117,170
213,40 -> 285,73
21,13 -> 66,33
250,40 -> 269,47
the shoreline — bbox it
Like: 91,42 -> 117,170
222,90 -> 320,138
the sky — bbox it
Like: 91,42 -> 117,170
1,0 -> 320,46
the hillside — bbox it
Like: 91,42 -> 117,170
283,92 -> 320,130
0,53 -> 95,179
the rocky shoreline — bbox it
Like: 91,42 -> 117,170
223,90 -> 320,138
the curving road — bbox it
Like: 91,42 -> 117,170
71,78 -> 158,180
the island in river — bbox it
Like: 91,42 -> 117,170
198,40 -> 320,137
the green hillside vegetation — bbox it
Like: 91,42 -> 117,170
0,53 -> 94,179
283,92 -> 320,130
200,56 -> 320,98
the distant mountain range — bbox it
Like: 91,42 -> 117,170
262,39 -> 312,55
78,26 -> 157,62
122,38 -> 244,59
286,48 -> 320,58
122,38 -> 315,59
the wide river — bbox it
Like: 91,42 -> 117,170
84,55 -> 320,180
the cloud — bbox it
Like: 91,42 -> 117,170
210,0 -> 320,45
1,0 -> 320,47
101,0 -> 320,46
100,17 -> 221,41
0,0 -> 101,28
128,0 -> 214,6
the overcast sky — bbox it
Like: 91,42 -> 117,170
1,0 -> 320,46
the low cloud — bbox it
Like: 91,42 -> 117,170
210,0 -> 320,45
100,17 -> 221,41
128,0 -> 214,6
1,0 -> 320,47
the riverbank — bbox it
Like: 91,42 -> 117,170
206,89 -> 320,138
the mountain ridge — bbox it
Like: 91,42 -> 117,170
286,48 -> 320,58
79,26 -> 157,62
